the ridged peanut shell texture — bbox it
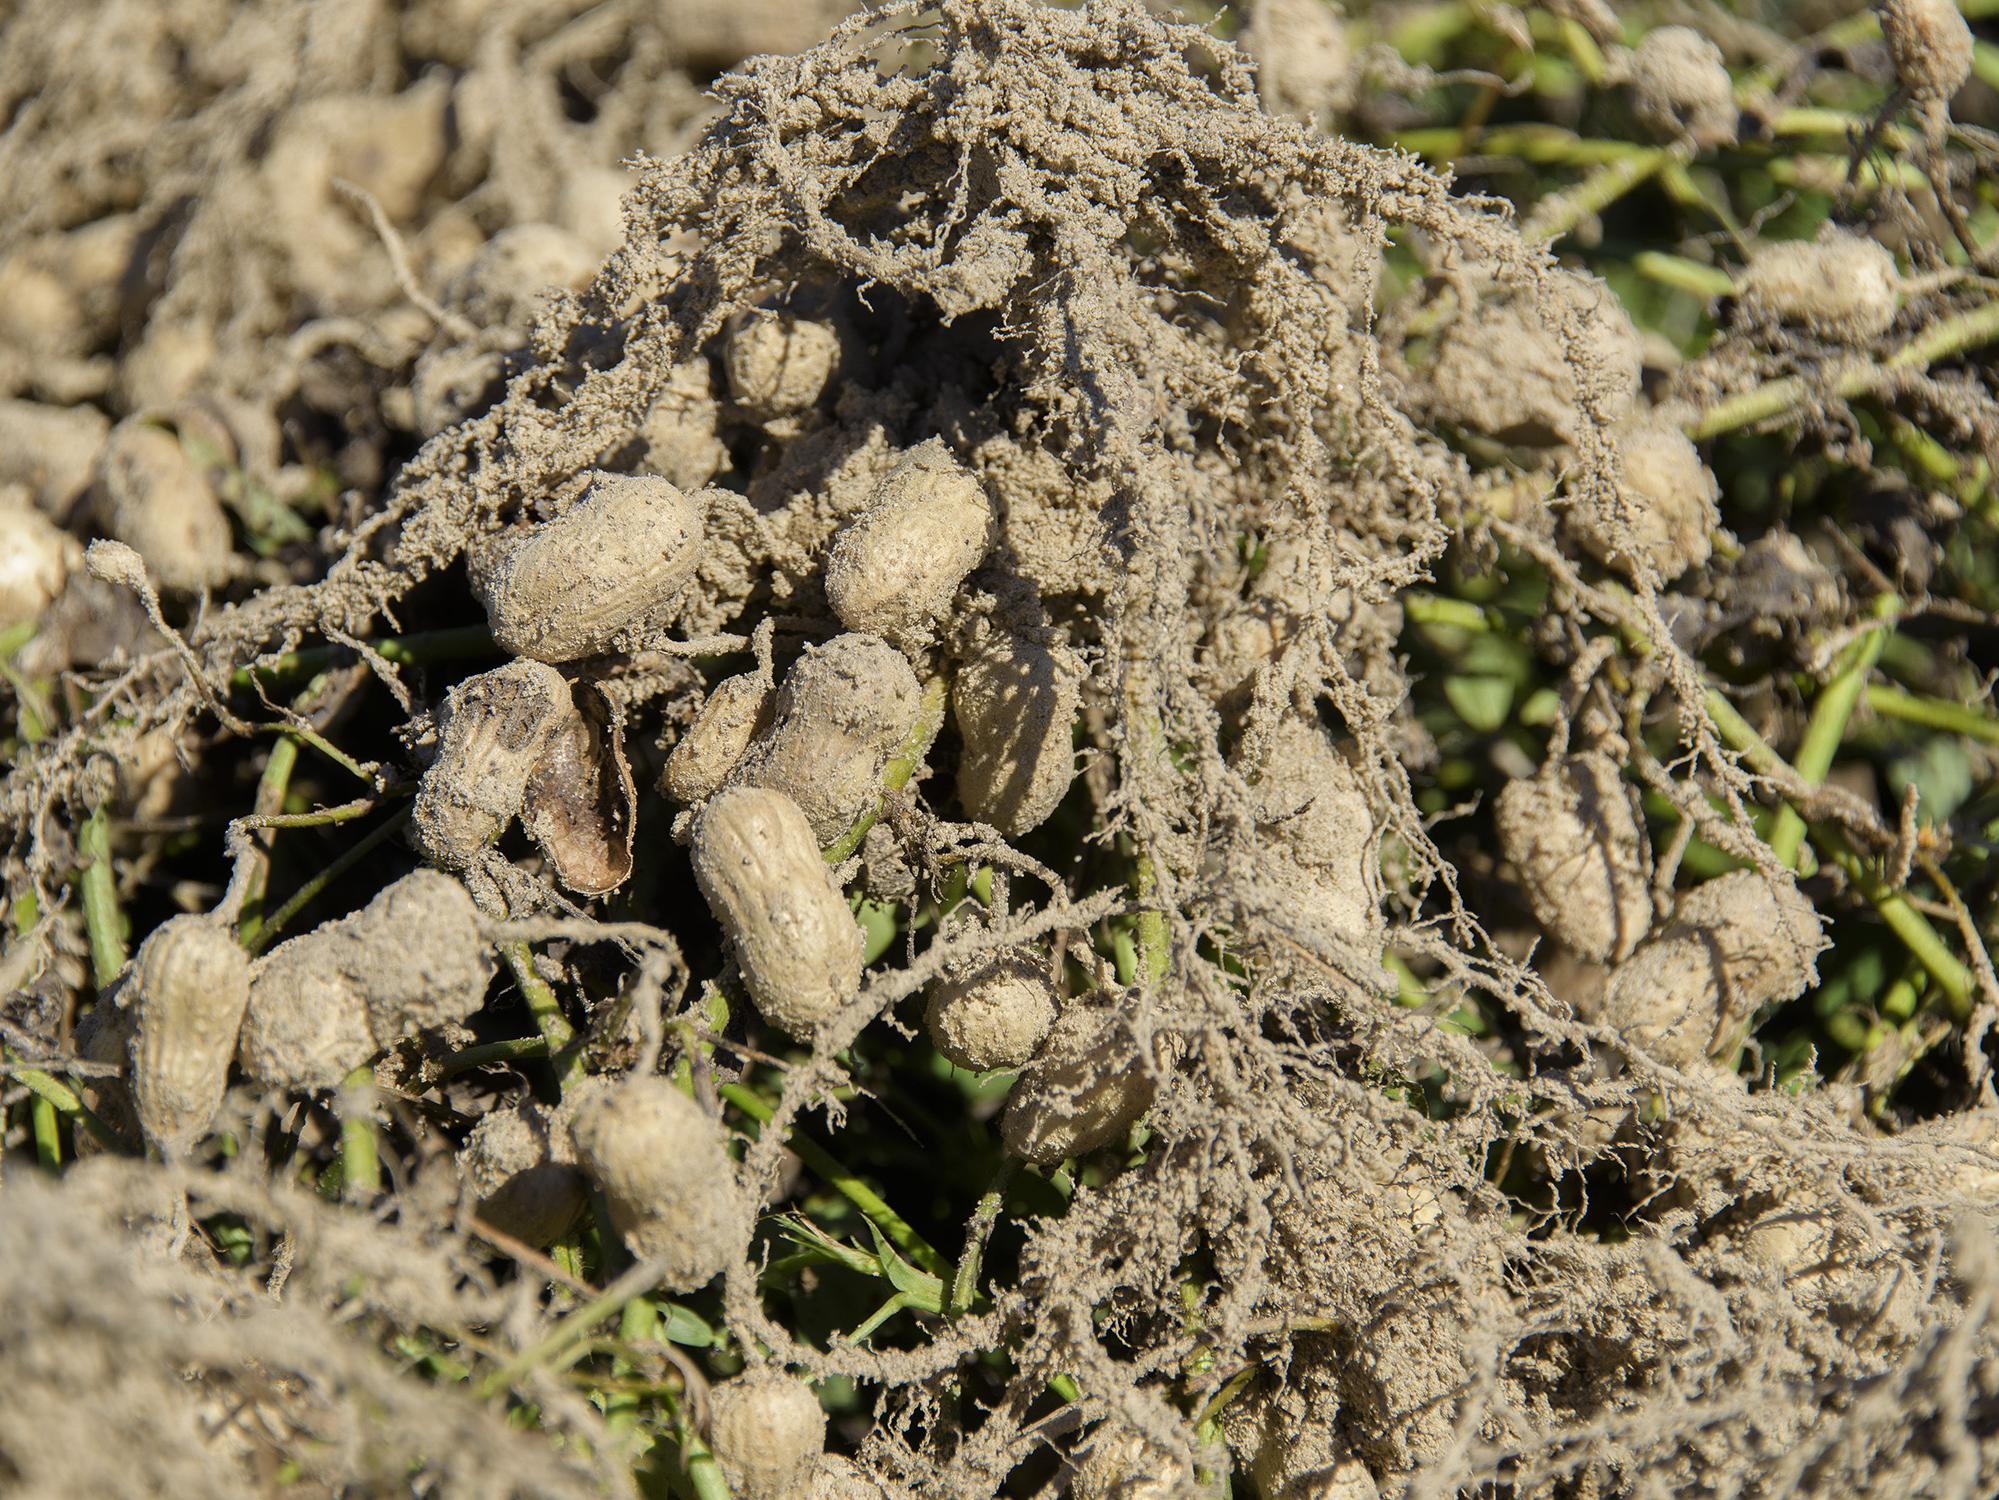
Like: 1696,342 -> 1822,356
662,671 -> 774,806
568,1078 -> 737,1289
824,439 -> 992,643
475,471 -> 705,662
707,1371 -> 827,1500
692,786 -> 864,1037
413,659 -> 571,868
129,916 -> 251,1158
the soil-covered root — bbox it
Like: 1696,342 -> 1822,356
1493,749 -> 1653,963
706,1369 -> 828,1500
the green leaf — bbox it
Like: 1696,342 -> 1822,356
862,1221 -> 945,1313
660,1303 -> 718,1348
1443,675 -> 1514,732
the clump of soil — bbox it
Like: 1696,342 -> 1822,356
5,1 -> 1999,1497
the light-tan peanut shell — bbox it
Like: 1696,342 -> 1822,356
474,472 -> 705,662
94,419 -> 234,593
567,1077 -> 737,1289
925,949 -> 1058,1072
634,361 -> 728,490
707,1370 -> 828,1500
824,439 -> 992,643
1601,867 -> 1823,1064
239,870 -> 495,1089
692,786 -> 864,1037
1738,232 -> 1899,342
1570,414 -> 1720,583
0,396 -> 109,512
1493,750 -> 1653,964
413,659 -> 572,870
128,916 -> 251,1159
1001,1000 -> 1156,1164
723,308 -> 840,418
459,1101 -> 587,1248
1072,1428 -> 1181,1500
662,671 -> 775,806
0,492 -> 76,628
731,634 -> 921,845
1878,0 -> 1974,105
1625,26 -> 1737,147
953,633 -> 1082,837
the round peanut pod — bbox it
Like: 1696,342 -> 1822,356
731,633 -> 922,845
1626,26 -> 1737,147
634,361 -> 728,491
128,915 -> 252,1160
0,396 -> 108,512
925,948 -> 1058,1072
824,439 -> 993,644
706,1370 -> 827,1500
444,223 -> 598,332
0,491 -> 76,628
1244,0 -> 1354,121
1569,414 -> 1719,583
1424,270 -> 1642,445
722,308 -> 840,418
1001,1000 -> 1156,1165
1878,0 -> 1974,106
953,633 -> 1083,837
240,870 -> 495,1089
568,1077 -> 737,1290
93,419 -> 234,593
413,659 -> 572,870
1738,232 -> 1899,342
474,472 -> 706,662
1493,751 -> 1653,964
1072,1430 -> 1183,1500
459,1102 -> 587,1248
691,786 -> 864,1038
662,671 -> 775,806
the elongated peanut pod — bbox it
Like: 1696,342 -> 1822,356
691,786 -> 863,1037
824,439 -> 992,643
129,916 -> 251,1158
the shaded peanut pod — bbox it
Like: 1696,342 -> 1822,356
0,493 -> 77,628
1493,751 -> 1652,964
634,360 -> 728,491
1239,716 -> 1385,956
474,471 -> 705,662
691,786 -> 864,1038
722,307 -> 840,418
1738,232 -> 1899,342
661,670 -> 774,806
1601,868 -> 1823,1065
925,948 -> 1058,1072
412,659 -> 572,870
824,439 -> 992,643
1569,414 -> 1719,584
953,632 -> 1082,837
707,1370 -> 827,1500
1001,999 -> 1156,1164
240,871 -> 494,1089
129,915 -> 252,1159
731,633 -> 921,845
94,419 -> 234,592
459,1101 -> 587,1249
521,681 -> 636,895
568,1077 -> 738,1289
0,396 -> 109,513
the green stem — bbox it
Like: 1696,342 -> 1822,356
5,1061 -> 117,1149
824,676 -> 948,864
246,811 -> 409,956
237,735 -> 301,947
78,809 -> 125,987
949,1157 -> 1021,1316
230,623 -> 498,692
1767,598 -> 1895,869
504,942 -> 579,1086
339,1065 -> 381,1201
1632,251 -> 1734,299
436,1034 -> 551,1078
720,1081 -> 952,1281
676,1406 -> 735,1500
1525,149 -> 1667,241
1864,684 -> 1999,746
1132,852 -> 1169,986
30,1091 -> 60,1171
1403,593 -> 1493,632
473,1262 -> 668,1401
